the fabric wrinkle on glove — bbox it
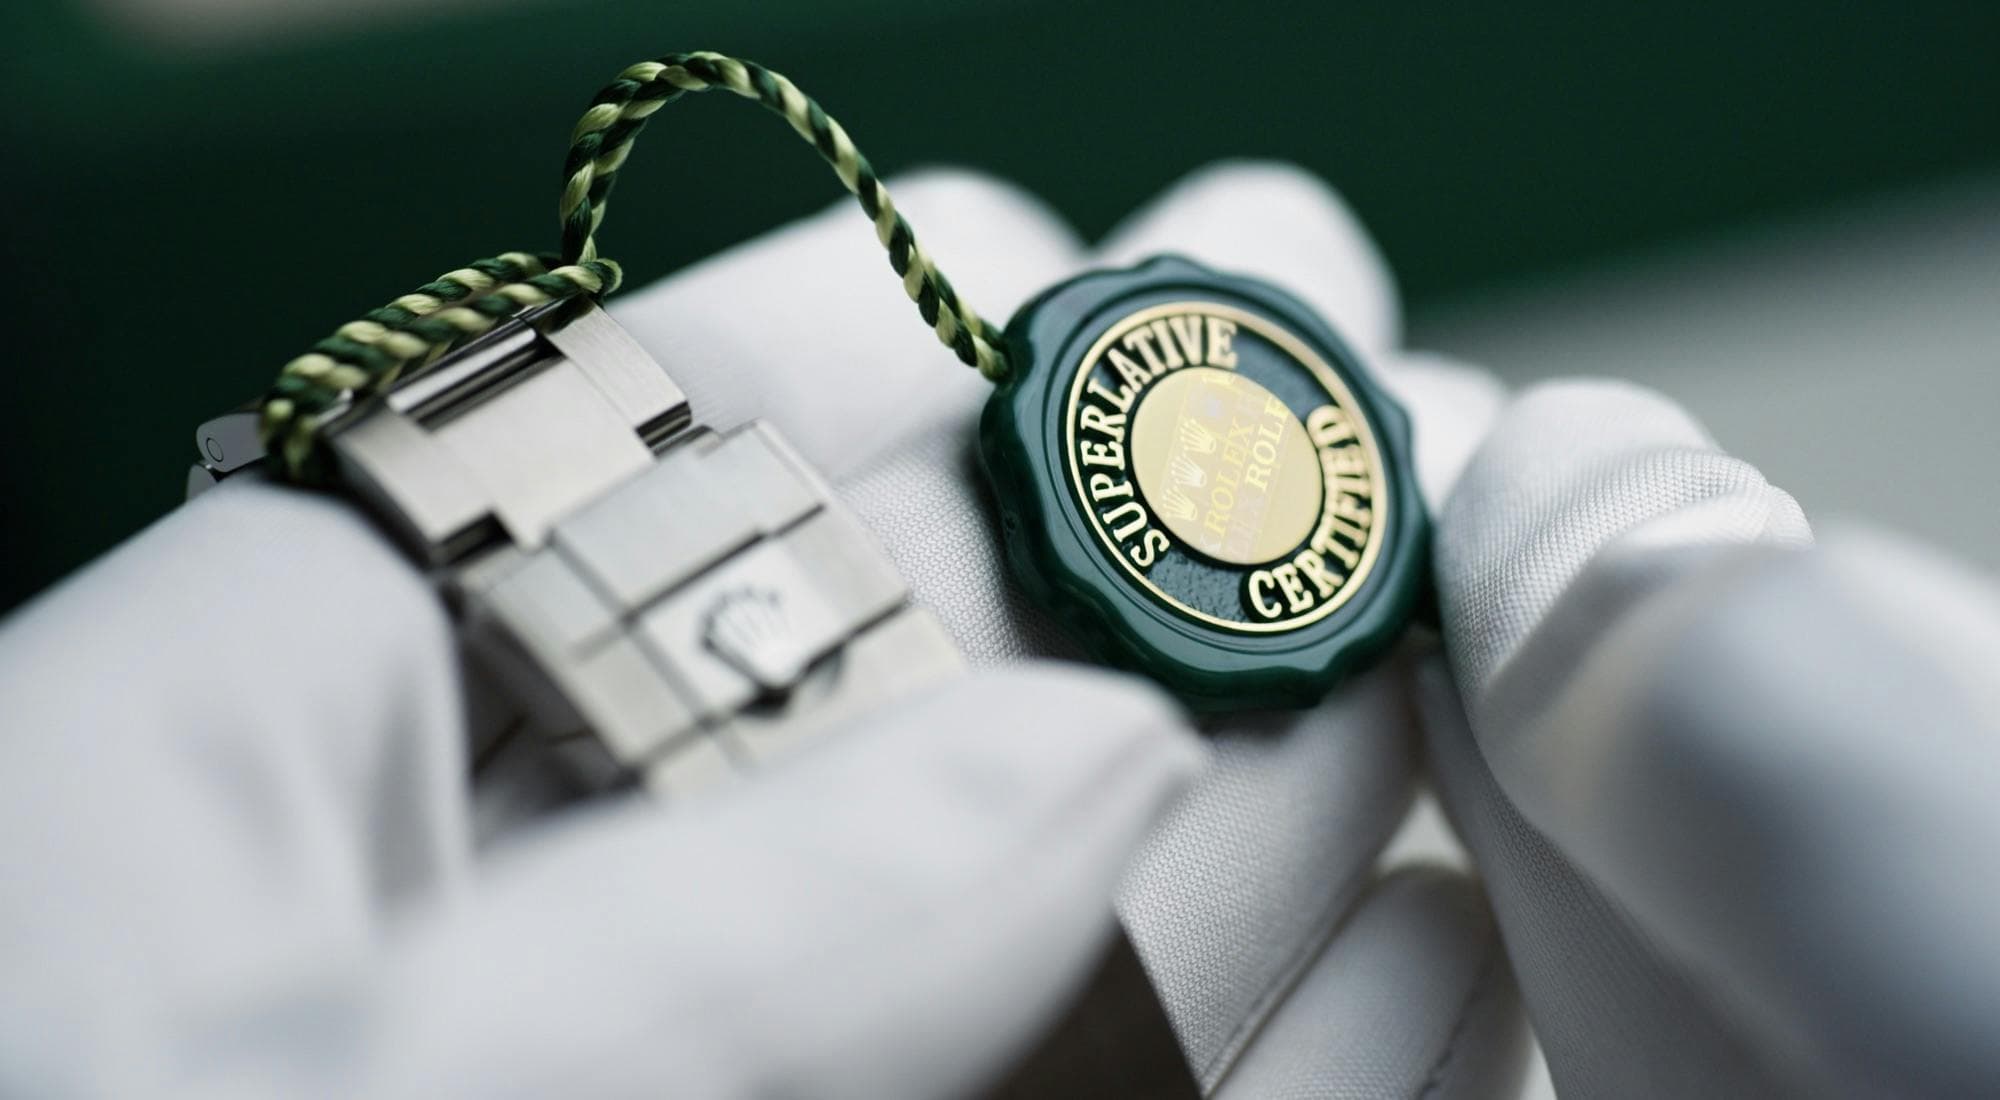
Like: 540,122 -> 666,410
1428,378 -> 2000,1097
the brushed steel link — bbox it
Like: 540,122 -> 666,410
430,358 -> 652,548
782,507 -> 910,626
553,637 -> 699,765
484,553 -> 618,657
701,424 -> 827,533
722,606 -> 963,766
537,304 -> 691,444
553,444 -> 762,609
826,606 -> 963,709
450,544 -> 531,602
333,409 -> 491,562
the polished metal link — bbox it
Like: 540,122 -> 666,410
191,302 -> 962,798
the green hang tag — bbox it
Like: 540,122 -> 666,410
979,256 -> 1429,711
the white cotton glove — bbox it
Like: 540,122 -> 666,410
1424,381 -> 2000,1097
0,162 -> 1533,1098
0,472 -> 1205,1098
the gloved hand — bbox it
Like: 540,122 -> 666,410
0,163 -> 1524,1099
12,157 -> 1994,1100
1424,354 -> 2000,1093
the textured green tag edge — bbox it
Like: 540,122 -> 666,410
978,255 -> 1429,711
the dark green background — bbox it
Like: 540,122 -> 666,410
3,1 -> 1995,612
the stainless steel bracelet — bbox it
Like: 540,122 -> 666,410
191,302 -> 962,797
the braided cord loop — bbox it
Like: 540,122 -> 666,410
561,51 -> 1009,382
258,50 -> 1005,482
259,254 -> 621,479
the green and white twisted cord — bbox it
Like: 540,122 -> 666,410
559,51 -> 1008,380
261,49 -> 1008,481
262,252 -> 619,479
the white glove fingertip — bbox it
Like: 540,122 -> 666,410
1442,376 -> 1810,700
1096,160 -> 1401,355
1374,351 -> 1507,514
366,664 -> 1202,1100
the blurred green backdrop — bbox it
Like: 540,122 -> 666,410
3,0 -> 1996,612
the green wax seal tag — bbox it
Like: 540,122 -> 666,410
979,255 -> 1428,711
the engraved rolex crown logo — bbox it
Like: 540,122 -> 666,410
1155,485 -> 1198,523
1177,418 -> 1218,455
704,587 -> 811,692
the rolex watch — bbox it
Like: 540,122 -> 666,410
190,300 -> 963,796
